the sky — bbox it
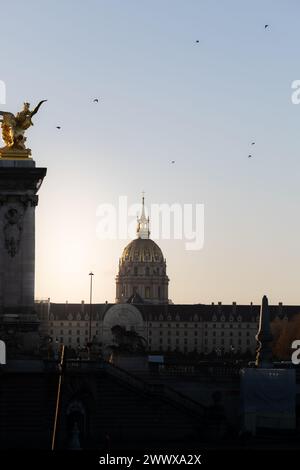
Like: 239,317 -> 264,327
1,0 -> 300,305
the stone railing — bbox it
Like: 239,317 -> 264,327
43,359 -> 104,373
104,361 -> 206,416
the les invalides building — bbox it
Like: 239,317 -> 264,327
38,196 -> 281,357
115,196 -> 169,305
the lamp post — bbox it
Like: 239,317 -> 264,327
89,272 -> 94,344
230,344 -> 235,360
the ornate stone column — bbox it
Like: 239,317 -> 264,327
0,157 -> 46,355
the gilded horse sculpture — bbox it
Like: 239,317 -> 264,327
0,100 -> 47,151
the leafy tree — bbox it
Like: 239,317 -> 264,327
271,314 -> 300,360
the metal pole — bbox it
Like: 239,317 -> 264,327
89,272 -> 94,343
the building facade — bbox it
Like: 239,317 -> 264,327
36,197 -> 299,357
37,299 -> 298,356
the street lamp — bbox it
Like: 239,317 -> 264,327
89,272 -> 94,343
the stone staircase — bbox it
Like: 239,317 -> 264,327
0,359 -> 208,450
0,364 -> 57,448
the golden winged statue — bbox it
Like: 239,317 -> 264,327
0,100 -> 47,151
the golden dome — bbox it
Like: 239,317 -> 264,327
121,238 -> 164,263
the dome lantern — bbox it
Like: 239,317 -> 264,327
136,192 -> 150,239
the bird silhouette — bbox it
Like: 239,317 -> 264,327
264,24 -> 269,29
248,155 -> 252,158
171,160 -> 175,164
195,40 -> 200,43
251,142 -> 255,145
56,126 -> 61,130
93,98 -> 99,103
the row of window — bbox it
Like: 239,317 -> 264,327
148,346 -> 251,353
62,337 -> 88,345
148,338 -> 251,346
121,285 -> 163,299
149,323 -> 254,328
149,330 -> 251,336
50,330 -> 99,336
149,318 -> 258,324
131,266 -> 165,276
50,322 -> 99,327
49,321 -> 256,328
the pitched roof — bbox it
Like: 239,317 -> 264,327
43,302 -> 300,322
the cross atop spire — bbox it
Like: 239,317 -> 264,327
137,192 -> 150,239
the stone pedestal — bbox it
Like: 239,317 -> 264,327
0,148 -> 32,159
109,351 -> 149,371
0,156 -> 46,356
240,368 -> 296,435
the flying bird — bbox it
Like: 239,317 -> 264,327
248,155 -> 252,158
171,160 -> 175,164
195,40 -> 200,43
93,98 -> 99,103
56,126 -> 61,129
264,24 -> 269,29
251,142 -> 255,145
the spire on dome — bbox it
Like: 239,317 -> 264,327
137,192 -> 150,239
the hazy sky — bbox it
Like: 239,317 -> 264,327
2,0 -> 300,305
